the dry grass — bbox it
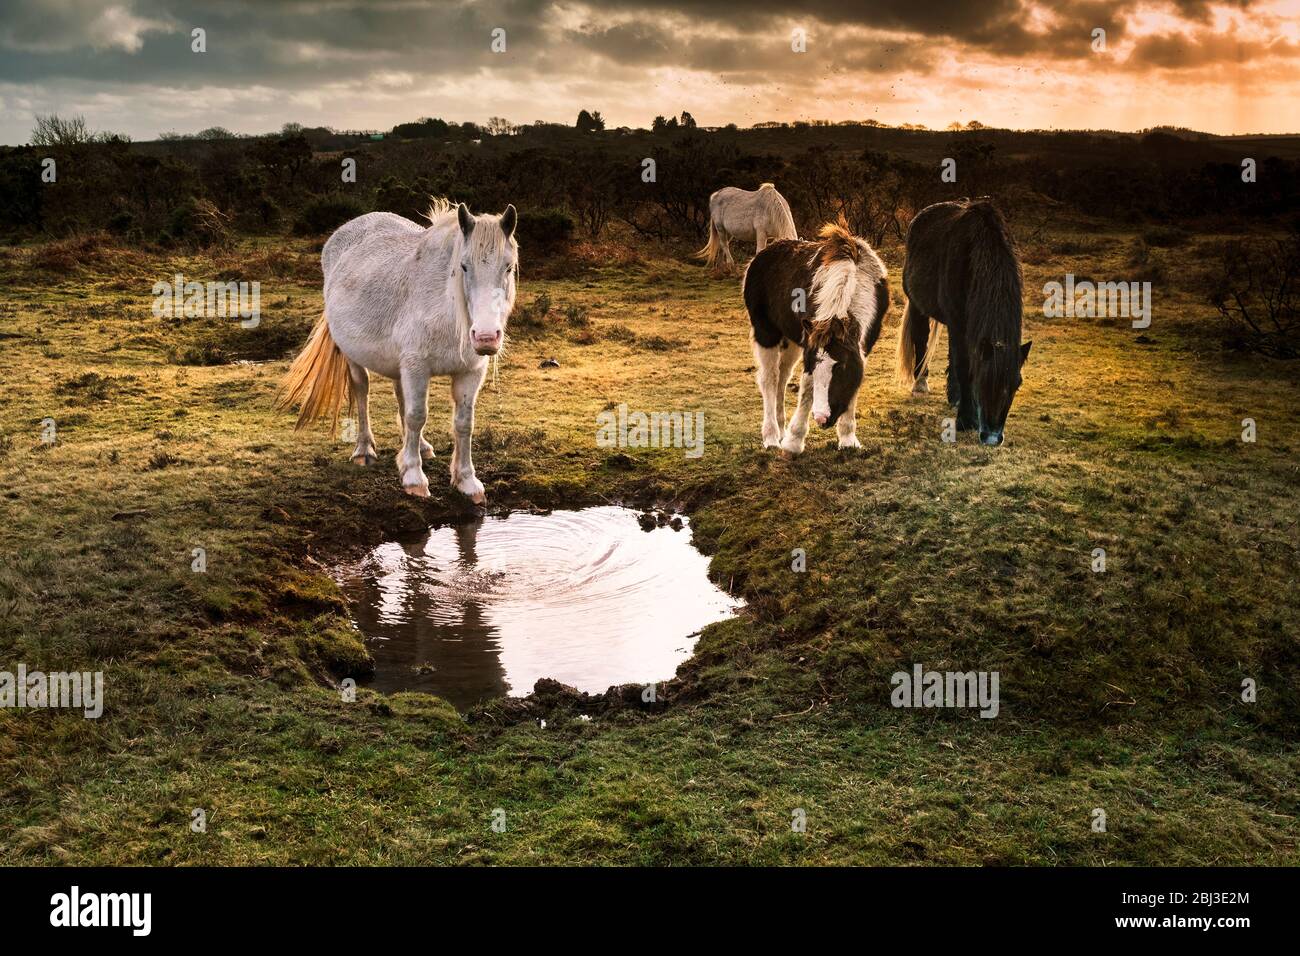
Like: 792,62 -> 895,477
0,230 -> 1296,865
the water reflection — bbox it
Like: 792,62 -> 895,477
332,507 -> 741,708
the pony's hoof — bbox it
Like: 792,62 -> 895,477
351,453 -> 377,467
403,482 -> 430,498
420,442 -> 435,461
455,476 -> 486,503
779,446 -> 802,460
911,379 -> 929,395
837,436 -> 862,451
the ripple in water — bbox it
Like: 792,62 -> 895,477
332,506 -> 742,708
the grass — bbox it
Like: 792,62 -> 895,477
0,228 -> 1297,865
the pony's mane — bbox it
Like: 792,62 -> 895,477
424,196 -> 458,223
815,221 -> 860,268
959,199 -> 1023,379
805,221 -> 883,349
424,195 -> 516,260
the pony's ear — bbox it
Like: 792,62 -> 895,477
457,203 -> 474,237
500,204 -> 517,238
1020,341 -> 1032,366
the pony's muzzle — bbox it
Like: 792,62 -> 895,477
980,430 -> 1004,446
472,330 -> 502,355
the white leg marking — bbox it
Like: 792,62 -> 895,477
780,372 -> 815,456
837,393 -> 861,449
753,342 -> 783,448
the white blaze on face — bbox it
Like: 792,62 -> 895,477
812,349 -> 836,426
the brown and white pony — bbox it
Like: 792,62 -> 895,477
696,183 -> 798,274
742,223 -> 889,454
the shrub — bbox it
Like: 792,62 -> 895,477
1141,224 -> 1191,248
293,194 -> 367,236
162,197 -> 232,249
1207,229 -> 1300,359
510,291 -> 553,336
515,207 -> 574,247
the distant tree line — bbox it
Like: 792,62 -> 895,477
2,113 -> 1298,256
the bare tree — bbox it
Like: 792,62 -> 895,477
30,114 -> 91,147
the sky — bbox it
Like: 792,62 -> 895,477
1,0 -> 1298,145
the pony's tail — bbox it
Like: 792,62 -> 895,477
693,221 -> 723,269
275,312 -> 352,436
895,303 -> 941,390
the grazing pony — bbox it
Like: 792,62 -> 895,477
696,183 -> 798,273
277,199 -> 518,501
743,223 -> 890,454
895,199 -> 1031,446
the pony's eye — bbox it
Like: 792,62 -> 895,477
460,263 -> 468,273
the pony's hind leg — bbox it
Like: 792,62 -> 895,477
396,365 -> 431,496
449,366 -> 488,504
753,340 -> 790,448
906,301 -> 930,395
719,229 -> 735,274
346,360 -> 378,466
393,379 -> 435,460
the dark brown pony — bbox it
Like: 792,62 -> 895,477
896,199 -> 1031,446
743,223 -> 889,454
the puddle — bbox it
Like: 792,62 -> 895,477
332,506 -> 742,708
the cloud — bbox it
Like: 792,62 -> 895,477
0,0 -> 1296,143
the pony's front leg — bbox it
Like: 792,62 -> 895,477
393,379 -> 435,461
836,393 -> 861,450
397,365 -> 431,497
948,328 -> 978,431
449,366 -> 487,504
346,360 -> 378,465
780,372 -> 814,456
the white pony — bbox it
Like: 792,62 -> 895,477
277,199 -> 518,502
695,183 -> 798,273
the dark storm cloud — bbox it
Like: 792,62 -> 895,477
0,0 -> 1288,90
0,0 -> 553,84
562,19 -> 935,75
1,0 -> 1296,143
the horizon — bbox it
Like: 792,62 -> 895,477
1,0 -> 1298,146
